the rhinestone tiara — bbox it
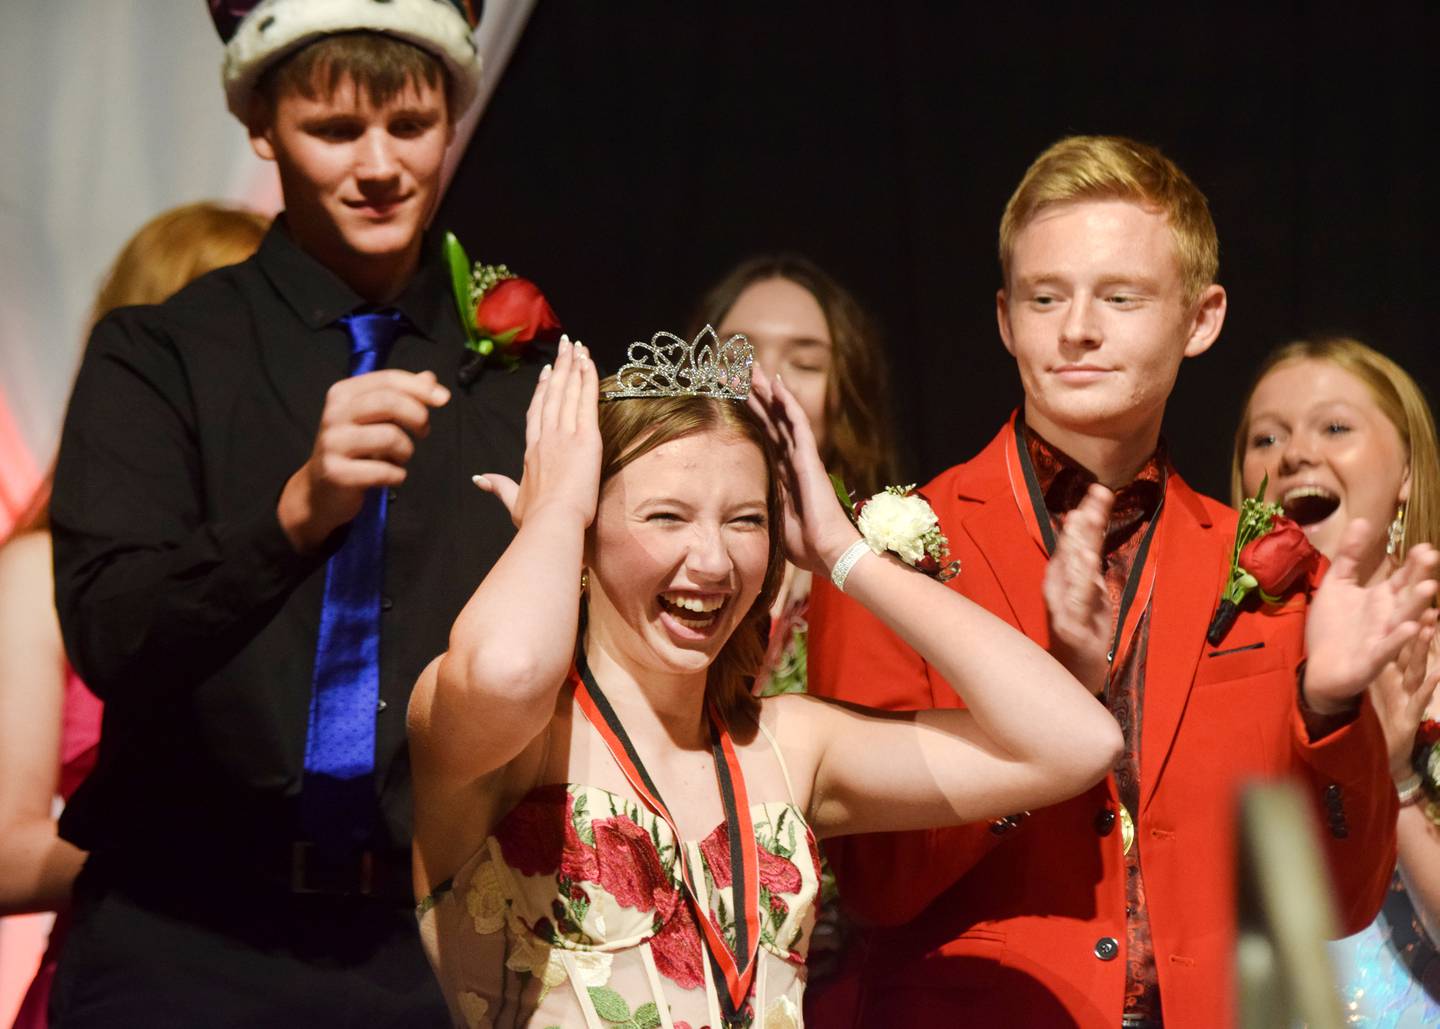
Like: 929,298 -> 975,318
599,325 -> 753,402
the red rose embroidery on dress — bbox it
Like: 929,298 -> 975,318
649,896 -> 706,990
592,815 -> 676,918
699,823 -> 801,895
494,785 -> 597,881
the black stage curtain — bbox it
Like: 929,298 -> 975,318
439,2 -> 1435,499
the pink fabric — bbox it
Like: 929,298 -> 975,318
56,669 -> 101,800
10,667 -> 101,1029
0,388 -> 41,539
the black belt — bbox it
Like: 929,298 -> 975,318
86,840 -> 416,907
285,842 -> 413,901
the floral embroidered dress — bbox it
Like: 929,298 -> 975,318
418,723 -> 820,1029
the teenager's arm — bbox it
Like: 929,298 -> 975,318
0,534 -> 88,914
51,312 -> 447,699
1398,806 -> 1440,944
800,550 -> 1120,836
750,371 -> 1120,842
806,584 -> 1003,923
1362,616 -> 1440,938
408,340 -> 599,785
1290,525 -> 1438,932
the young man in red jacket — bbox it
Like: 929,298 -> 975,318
807,135 -> 1437,1028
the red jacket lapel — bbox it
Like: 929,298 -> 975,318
948,423 -> 1052,644
1140,472 -> 1226,814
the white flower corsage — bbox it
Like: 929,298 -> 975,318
829,477 -> 960,591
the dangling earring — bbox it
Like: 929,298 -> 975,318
580,570 -> 590,593
1387,504 -> 1406,557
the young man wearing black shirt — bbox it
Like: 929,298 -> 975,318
48,3 -> 538,1024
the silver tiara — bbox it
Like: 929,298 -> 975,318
599,325 -> 753,402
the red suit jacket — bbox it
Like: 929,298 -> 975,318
808,420 -> 1396,1028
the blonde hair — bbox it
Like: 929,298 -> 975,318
1229,337 -> 1440,560
6,202 -> 268,545
693,254 -> 900,497
90,202 -> 269,327
594,384 -> 786,728
999,135 -> 1219,303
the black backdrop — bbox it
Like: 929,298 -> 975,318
439,2 -> 1436,499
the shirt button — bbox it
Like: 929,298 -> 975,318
381,595 -> 394,612
1094,809 -> 1116,836
1094,936 -> 1119,961
376,699 -> 388,713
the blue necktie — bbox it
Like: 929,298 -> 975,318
301,309 -> 408,852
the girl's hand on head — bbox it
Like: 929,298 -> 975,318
473,336 -> 601,530
747,363 -> 859,575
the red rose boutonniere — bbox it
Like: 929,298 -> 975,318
444,232 -> 562,384
1206,476 -> 1322,645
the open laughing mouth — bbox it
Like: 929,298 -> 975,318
1282,485 -> 1340,526
657,591 -> 728,632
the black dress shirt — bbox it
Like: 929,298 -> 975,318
51,222 -> 539,867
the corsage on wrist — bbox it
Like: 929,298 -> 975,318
444,232 -> 562,385
1408,719 -> 1440,822
829,477 -> 960,592
1206,476 -> 1321,646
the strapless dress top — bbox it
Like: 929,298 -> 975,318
419,782 -> 820,1029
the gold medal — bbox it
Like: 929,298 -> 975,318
1119,804 -> 1135,856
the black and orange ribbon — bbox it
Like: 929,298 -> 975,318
1002,413 -> 1166,688
571,652 -> 760,1024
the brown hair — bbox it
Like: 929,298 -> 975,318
999,135 -> 1219,303
593,384 -> 786,726
6,203 -> 268,546
693,254 -> 900,498
255,31 -> 449,114
1230,337 -> 1440,561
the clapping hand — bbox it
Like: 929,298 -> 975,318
474,336 -> 600,530
1370,607 -> 1440,780
1303,518 -> 1439,714
1042,484 -> 1115,695
746,365 -> 859,575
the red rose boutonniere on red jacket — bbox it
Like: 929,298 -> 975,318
1207,476 -> 1322,645
444,232 -> 562,384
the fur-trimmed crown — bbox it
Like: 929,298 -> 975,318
211,0 -> 483,120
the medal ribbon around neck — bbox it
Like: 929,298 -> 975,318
570,650 -> 761,1021
1002,412 -> 1167,688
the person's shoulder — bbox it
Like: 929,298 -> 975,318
920,427 -> 1011,511
1166,472 -> 1240,535
91,258 -> 261,356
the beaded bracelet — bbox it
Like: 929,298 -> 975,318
829,539 -> 873,593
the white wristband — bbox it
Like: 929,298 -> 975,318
829,539 -> 873,593
1396,773 -> 1423,807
